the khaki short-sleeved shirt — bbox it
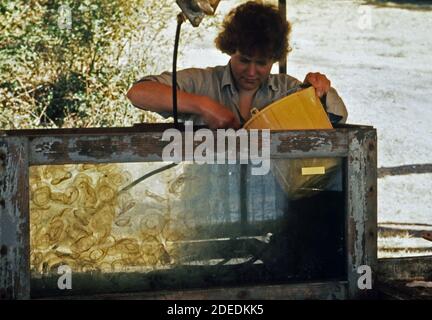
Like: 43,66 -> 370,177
137,63 -> 348,126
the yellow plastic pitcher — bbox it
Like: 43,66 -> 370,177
243,86 -> 333,130
243,87 -> 340,200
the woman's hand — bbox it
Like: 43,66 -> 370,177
304,72 -> 331,98
197,96 -> 241,129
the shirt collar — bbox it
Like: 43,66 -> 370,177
266,75 -> 278,92
221,62 -> 235,93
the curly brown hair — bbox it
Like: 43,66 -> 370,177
215,1 -> 292,62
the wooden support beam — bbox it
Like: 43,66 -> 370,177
0,137 -> 30,299
346,128 -> 377,298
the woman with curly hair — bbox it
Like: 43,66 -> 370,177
127,1 -> 347,128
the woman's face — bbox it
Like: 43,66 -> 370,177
230,51 -> 274,92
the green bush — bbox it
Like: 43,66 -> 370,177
0,0 -> 219,129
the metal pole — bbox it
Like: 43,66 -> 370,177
278,0 -> 287,74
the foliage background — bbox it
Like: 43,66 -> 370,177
0,0 -> 221,129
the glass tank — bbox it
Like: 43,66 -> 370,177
30,158 -> 346,297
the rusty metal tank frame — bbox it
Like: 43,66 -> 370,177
0,124 -> 377,299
